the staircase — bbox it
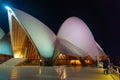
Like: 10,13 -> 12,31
0,58 -> 25,66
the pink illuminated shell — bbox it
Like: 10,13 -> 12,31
57,17 -> 102,60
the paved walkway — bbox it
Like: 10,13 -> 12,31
0,66 -> 114,80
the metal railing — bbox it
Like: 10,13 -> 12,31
110,64 -> 120,80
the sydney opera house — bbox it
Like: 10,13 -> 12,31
0,7 -> 106,66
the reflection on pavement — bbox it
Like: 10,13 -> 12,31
11,68 -> 18,80
0,66 -> 112,80
55,66 -> 67,80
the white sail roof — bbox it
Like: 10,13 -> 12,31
0,27 -> 5,40
57,17 -> 104,60
55,38 -> 87,57
7,7 -> 105,60
8,7 -> 56,58
0,33 -> 13,55
96,42 -> 106,56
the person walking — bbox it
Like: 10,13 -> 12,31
103,56 -> 110,75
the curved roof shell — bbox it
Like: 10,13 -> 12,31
56,38 -> 87,57
57,17 -> 104,60
8,7 -> 56,58
7,7 -> 105,60
0,33 -> 13,55
0,27 -> 5,40
96,42 -> 106,56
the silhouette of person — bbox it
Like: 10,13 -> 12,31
103,56 -> 110,74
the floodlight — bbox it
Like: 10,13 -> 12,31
5,6 -> 11,10
5,6 -> 13,15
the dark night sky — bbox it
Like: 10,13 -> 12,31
0,0 -> 120,57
